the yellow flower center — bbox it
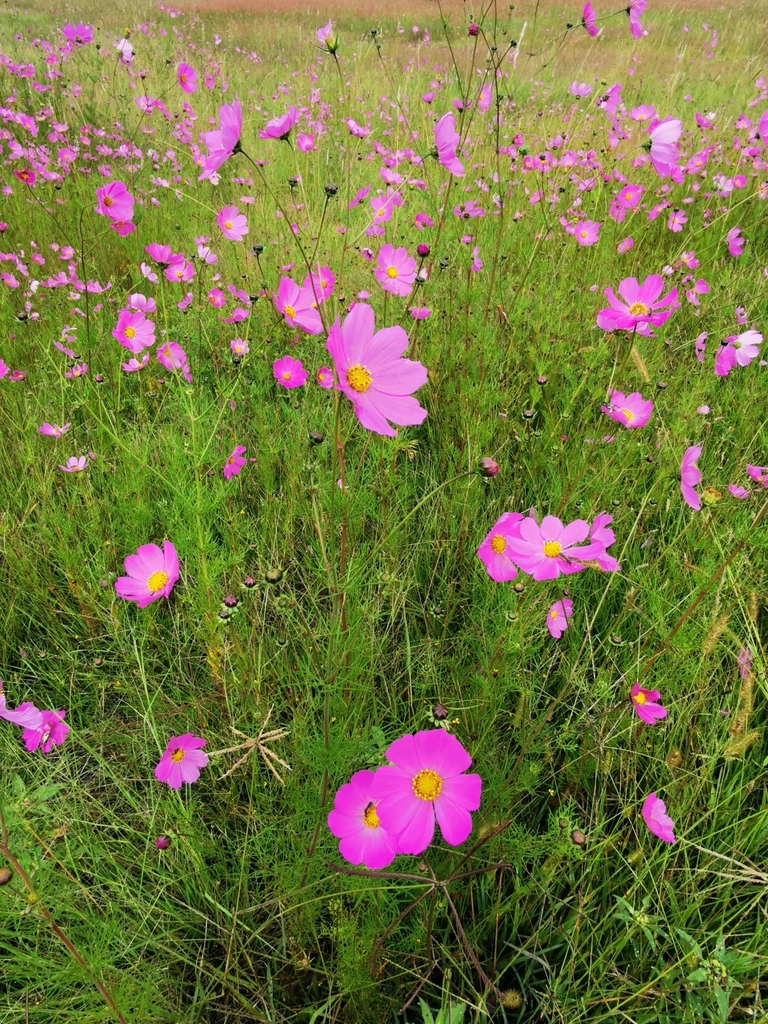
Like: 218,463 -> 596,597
412,769 -> 443,802
376,208 -> 386,217
124,327 -> 136,338
633,691 -> 647,705
175,269 -> 184,278
104,195 -> 113,207
180,74 -> 187,83
624,191 -> 634,201
549,608 -> 558,619
147,570 -> 169,593
386,266 -> 398,279
543,540 -> 562,558
346,364 -> 372,393
225,221 -> 232,229
282,372 -> 292,380
284,304 -> 296,319
170,747 -> 186,762
362,802 -> 380,828
628,301 -> 649,316
490,535 -> 507,554
621,408 -> 634,422
580,230 -> 588,238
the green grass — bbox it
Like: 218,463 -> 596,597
1,0 -> 767,1021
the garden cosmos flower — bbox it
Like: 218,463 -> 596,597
747,464 -> 768,488
223,445 -> 247,480
217,205 -> 248,242
581,1 -> 598,35
154,734 -> 208,789
546,599 -> 573,639
273,277 -> 323,334
433,112 -> 465,177
476,512 -> 525,581
647,117 -> 682,178
374,244 -> 417,297
0,681 -> 43,730
372,730 -> 482,854
177,62 -> 198,93
259,106 -> 299,141
601,389 -> 653,428
23,710 -> 69,753
273,355 -> 307,388
597,275 -> 679,332
39,422 -> 71,437
59,456 -> 88,473
325,302 -> 428,438
199,98 -> 242,181
504,515 -> 606,580
642,792 -> 676,844
681,445 -> 702,510
631,685 -> 668,724
327,769 -> 399,869
96,180 -> 134,221
714,330 -> 762,377
114,541 -> 180,608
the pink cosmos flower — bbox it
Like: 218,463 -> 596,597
582,1 -> 598,35
296,132 -> 315,152
589,513 -> 620,571
145,243 -> 174,267
631,104 -> 655,122
715,331 -> 763,377
114,541 -> 180,608
199,98 -> 242,181
727,227 -> 745,257
631,684 -> 668,725
316,20 -> 338,52
112,309 -> 155,353
371,730 -> 482,854
326,303 -> 428,438
177,62 -> 198,93
316,366 -> 334,388
346,118 -> 369,138
65,363 -> 88,380
208,288 -> 227,308
617,237 -> 634,254
303,265 -> 335,306
22,709 -> 69,753
601,389 -> 653,428
628,0 -> 646,38
128,293 -> 156,313
434,112 -> 465,177
230,338 -> 249,357
505,516 -> 606,581
570,82 -> 592,99
122,355 -> 149,373
471,246 -> 483,272
217,205 -> 248,242
259,106 -> 298,141
410,306 -> 432,319
681,445 -> 702,510
273,355 -> 307,388
642,792 -> 676,844
59,456 -> 88,473
223,445 -> 247,480
575,219 -> 600,246
273,278 -> 322,335
0,682 -> 43,730
597,275 -> 679,332
96,180 -> 133,221
648,117 -> 682,178
477,513 -> 524,582
668,210 -> 687,233
374,244 -> 417,297
154,734 -> 208,789
327,769 -> 399,869
39,422 -> 71,437
728,484 -> 749,499
165,260 -> 195,284
546,599 -> 573,639
747,464 -> 768,488
62,23 -> 94,45
157,342 -> 189,372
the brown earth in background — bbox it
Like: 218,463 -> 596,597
183,0 -> 740,13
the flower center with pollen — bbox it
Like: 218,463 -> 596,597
225,221 -> 232,230
170,747 -> 186,762
543,540 -> 562,558
147,570 -> 169,593
628,301 -> 649,316
621,408 -> 634,423
124,327 -> 136,339
491,535 -> 507,554
386,266 -> 399,279
104,196 -> 113,207
633,691 -> 647,705
283,304 -> 296,319
362,802 -> 380,828
346,364 -> 372,393
412,769 -> 443,802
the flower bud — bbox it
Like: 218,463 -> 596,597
0,867 -> 12,885
570,829 -> 586,847
432,703 -> 448,720
242,576 -> 256,589
155,836 -> 170,850
265,568 -> 283,584
417,243 -> 430,258
478,457 -> 499,478
222,593 -> 238,608
468,22 -> 479,36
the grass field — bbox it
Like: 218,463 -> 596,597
0,0 -> 767,1021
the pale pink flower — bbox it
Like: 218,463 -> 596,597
0,681 -> 43,730
728,484 -> 749,499
715,330 -> 763,377
296,132 -> 315,152
570,82 -> 592,99
617,237 -> 634,254
575,219 -> 600,246
648,117 -> 682,177
681,445 -> 702,510
59,456 -> 88,473
546,599 -> 573,639
727,226 -> 745,257
433,112 -> 465,177
374,244 -> 417,297
642,792 -> 676,844
39,422 -> 71,437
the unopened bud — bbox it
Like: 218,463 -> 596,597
468,22 -> 480,36
417,243 -> 430,258
265,568 -> 283,584
155,835 -> 170,850
478,457 -> 499,478
432,703 -> 448,720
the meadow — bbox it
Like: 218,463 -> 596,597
0,0 -> 767,1021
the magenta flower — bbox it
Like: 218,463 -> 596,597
641,792 -> 676,844
177,62 -> 198,93
325,303 -> 428,438
728,484 -> 749,499
115,541 -> 180,608
758,110 -> 768,144
628,0 -> 646,38
601,389 -> 653,429
65,363 -> 88,380
230,338 -> 249,357
316,20 -> 338,52
504,516 -> 605,581
617,237 -> 634,254
39,422 -> 71,437
95,180 -> 133,221
597,275 -> 679,332
681,445 -> 702,511
0,682 -> 43,730
546,599 -> 573,639
157,342 -> 189,373
631,684 -> 668,725
433,112 -> 465,177
273,277 -> 323,335
648,117 -> 681,177
145,243 -> 174,267
259,106 -> 298,141
715,330 -> 763,377
303,264 -> 335,306
410,306 -> 432,320
668,210 -> 687,233
165,260 -> 195,284
223,445 -> 247,480
59,456 -> 88,473
296,132 -> 315,152
61,22 -> 94,44
374,244 -> 417,297
327,769 -> 399,869
727,226 -> 745,257
477,513 -> 524,582
316,366 -> 334,388
112,310 -> 155,353
589,513 -> 621,572
122,355 -> 149,373
371,730 -> 482,854
582,1 -> 598,35
747,464 -> 768,488
199,98 -> 242,181
154,734 -> 208,789
22,709 -> 69,753
217,205 -> 248,242
273,355 -> 307,389
575,219 -> 600,246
